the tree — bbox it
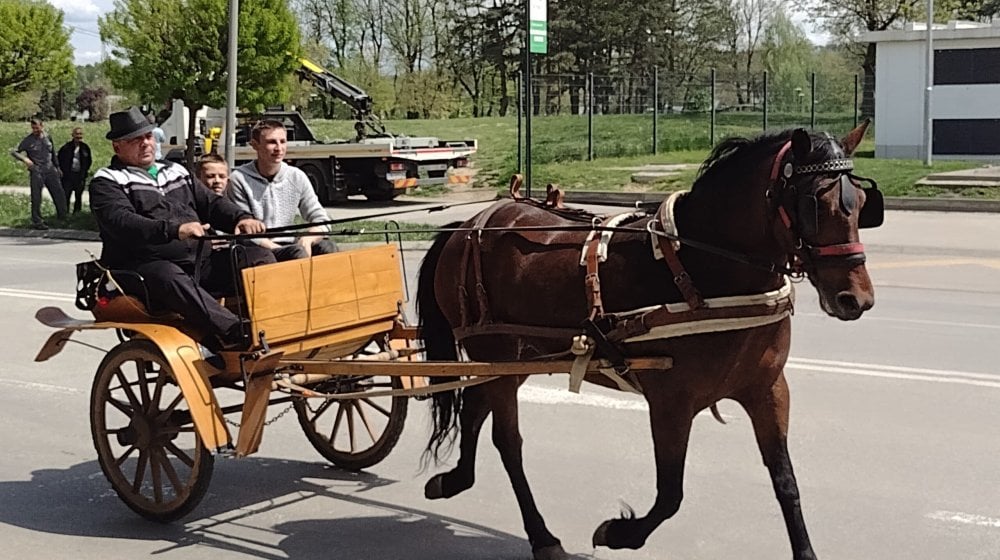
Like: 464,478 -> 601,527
762,12 -> 813,112
0,0 -> 74,101
77,86 -> 110,121
100,0 -> 300,163
810,0 -> 921,118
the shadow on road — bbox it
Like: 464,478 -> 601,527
0,456 -> 594,559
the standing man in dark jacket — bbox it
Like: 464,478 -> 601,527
13,118 -> 68,229
89,106 -> 275,351
57,127 -> 93,213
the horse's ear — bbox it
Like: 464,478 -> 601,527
840,118 -> 871,156
791,128 -> 812,161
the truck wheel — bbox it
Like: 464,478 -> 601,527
363,178 -> 397,202
299,163 -> 345,205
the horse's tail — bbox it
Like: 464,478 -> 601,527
418,223 -> 463,464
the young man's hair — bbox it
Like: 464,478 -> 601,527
195,153 -> 228,178
250,120 -> 286,143
29,118 -> 43,126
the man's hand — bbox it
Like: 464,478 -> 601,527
298,236 -> 316,257
236,218 -> 266,235
24,159 -> 33,170
178,222 -> 211,240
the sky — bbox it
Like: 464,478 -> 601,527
62,0 -> 829,67
59,0 -> 110,65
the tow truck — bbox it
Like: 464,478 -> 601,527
162,58 -> 477,203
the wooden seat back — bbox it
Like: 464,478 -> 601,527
240,244 -> 405,355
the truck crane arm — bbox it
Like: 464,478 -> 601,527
296,57 -> 387,141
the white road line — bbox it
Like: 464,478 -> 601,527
787,362 -> 1000,390
789,357 -> 999,381
0,287 -> 75,302
0,378 -> 83,394
796,312 -> 1000,331
927,510 -> 1000,529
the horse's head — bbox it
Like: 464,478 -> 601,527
769,121 -> 882,320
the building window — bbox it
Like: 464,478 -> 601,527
934,48 -> 1000,85
933,119 -> 1000,155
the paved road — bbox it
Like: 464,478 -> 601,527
0,210 -> 999,559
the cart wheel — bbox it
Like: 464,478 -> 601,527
90,340 -> 214,522
294,375 -> 407,470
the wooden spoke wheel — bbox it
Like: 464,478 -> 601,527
293,375 -> 407,470
90,340 -> 214,522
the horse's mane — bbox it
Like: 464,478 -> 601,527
692,129 -> 843,193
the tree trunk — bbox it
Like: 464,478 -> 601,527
861,42 -> 876,119
185,102 -> 201,168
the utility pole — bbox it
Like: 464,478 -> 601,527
923,0 -> 934,166
225,0 -> 239,167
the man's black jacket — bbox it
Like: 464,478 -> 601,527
89,157 -> 251,267
56,140 -> 92,177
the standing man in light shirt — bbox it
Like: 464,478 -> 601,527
57,127 -> 93,213
148,113 -> 166,161
13,118 -> 68,229
228,120 -> 337,261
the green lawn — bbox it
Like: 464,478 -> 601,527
2,114 -> 993,200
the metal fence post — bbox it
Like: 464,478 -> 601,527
762,70 -> 768,131
516,70 -> 523,172
710,68 -> 716,146
810,71 -> 816,129
854,74 -> 859,128
587,72 -> 594,161
652,67 -> 659,155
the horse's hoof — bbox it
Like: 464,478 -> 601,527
592,519 -> 612,547
424,475 -> 445,500
533,544 -> 568,560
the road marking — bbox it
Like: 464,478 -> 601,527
787,358 -> 1000,389
0,287 -> 75,302
868,257 -> 1000,270
797,312 -> 1000,331
0,378 -> 83,394
927,510 -> 1000,529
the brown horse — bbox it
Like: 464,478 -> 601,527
416,122 -> 880,560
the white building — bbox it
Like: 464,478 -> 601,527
864,20 -> 1000,159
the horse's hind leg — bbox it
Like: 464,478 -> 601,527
490,378 -> 565,560
593,395 -> 694,550
424,385 -> 491,499
738,371 -> 818,560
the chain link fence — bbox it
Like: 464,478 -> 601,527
514,69 -> 862,166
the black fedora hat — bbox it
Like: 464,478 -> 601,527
106,106 -> 155,141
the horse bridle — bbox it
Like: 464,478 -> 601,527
769,141 -> 884,275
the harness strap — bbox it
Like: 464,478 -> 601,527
811,242 -> 865,257
584,234 -> 604,319
453,323 -> 583,343
455,199 -> 514,329
655,201 -> 704,310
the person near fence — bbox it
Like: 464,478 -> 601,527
227,119 -> 337,261
88,106 -> 276,351
57,127 -> 93,213
13,118 -> 68,229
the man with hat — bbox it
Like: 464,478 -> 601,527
88,106 -> 276,351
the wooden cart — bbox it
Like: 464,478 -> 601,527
35,244 -> 670,521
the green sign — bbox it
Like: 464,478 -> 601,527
529,0 -> 547,54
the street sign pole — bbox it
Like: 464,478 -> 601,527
525,0 -> 547,198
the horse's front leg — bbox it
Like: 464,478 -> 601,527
737,370 -> 818,560
490,377 -> 565,560
425,384 -> 491,499
593,393 -> 694,550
